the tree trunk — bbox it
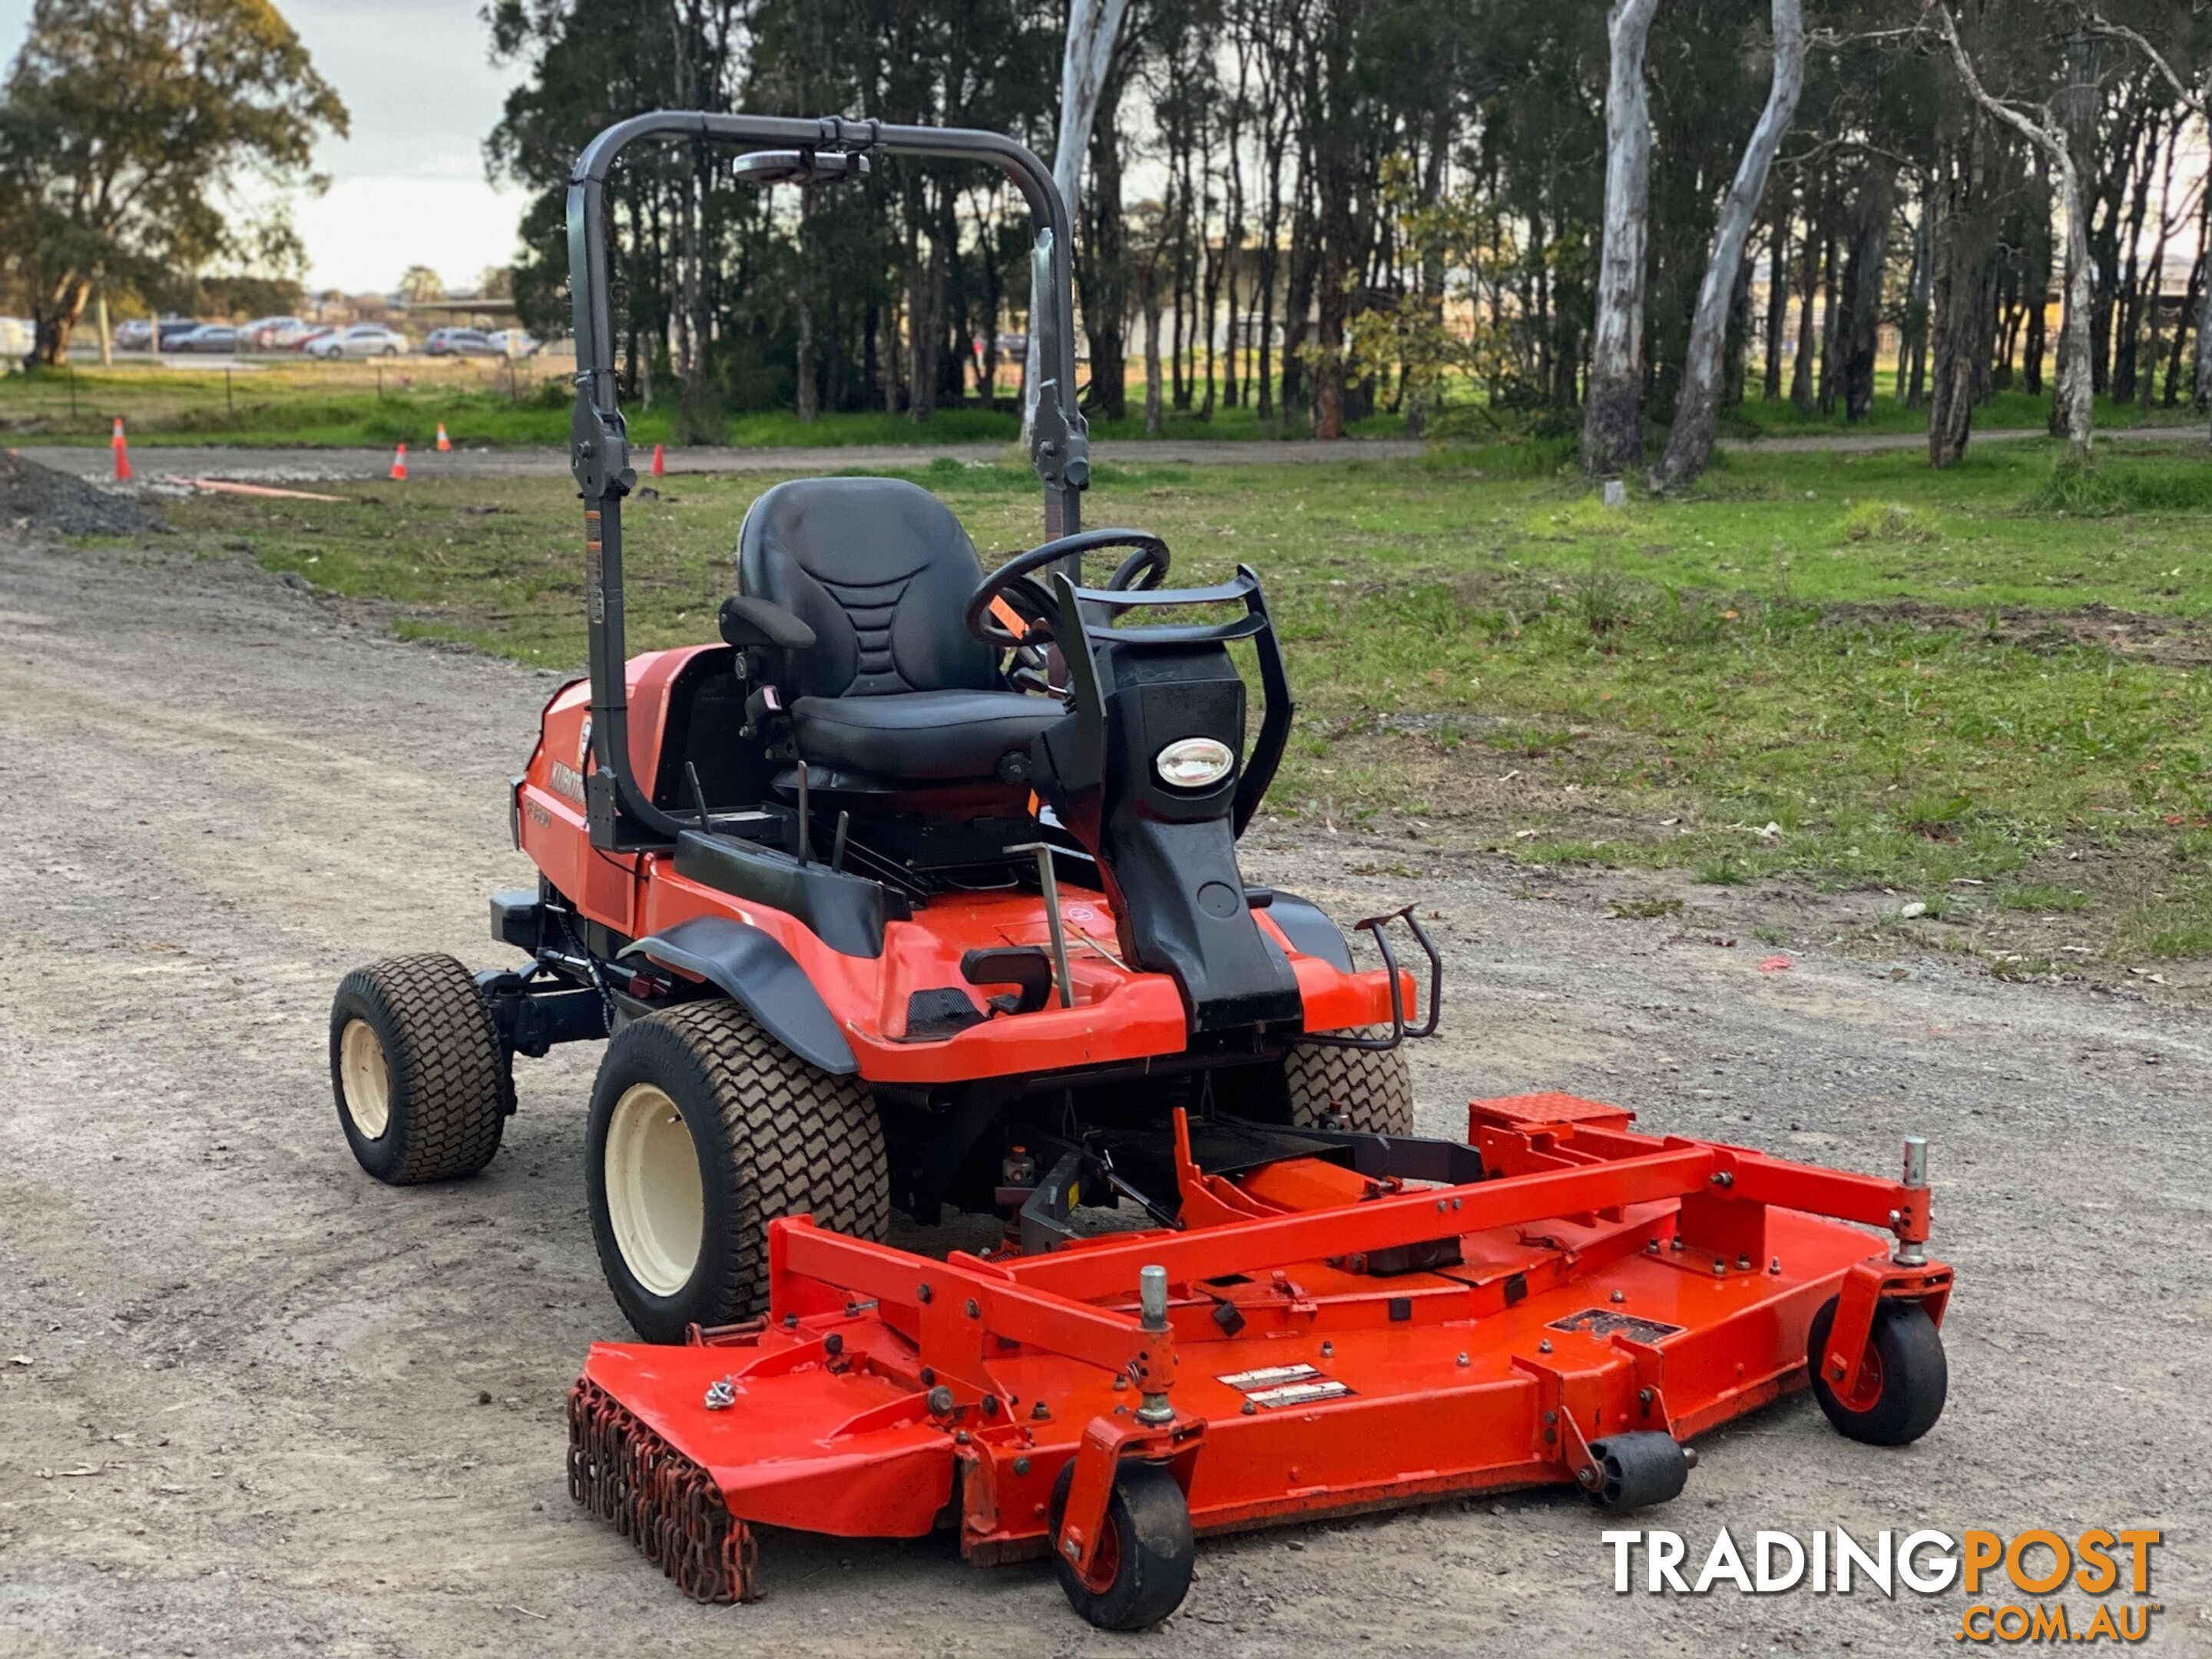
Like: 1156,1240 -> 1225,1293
1937,3 -> 2092,463
1763,193 -> 1790,402
1076,59 -> 1131,422
1144,277 -> 1164,435
1927,104 -> 1993,465
1789,176 -> 1820,411
1898,201 -> 1932,406
1655,0 -> 1803,487
1815,223 -> 1840,414
1838,166 -> 1896,422
1581,0 -> 1663,478
1022,0 -> 1131,445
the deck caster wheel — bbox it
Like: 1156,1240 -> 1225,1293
1806,1295 -> 1948,1446
586,1000 -> 888,1343
1581,1431 -> 1692,1509
1048,1460 -> 1194,1631
329,954 -> 511,1184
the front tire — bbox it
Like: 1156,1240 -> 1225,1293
585,1001 -> 889,1343
329,954 -> 510,1184
1806,1296 -> 1948,1446
1283,1032 -> 1414,1135
1048,1461 -> 1195,1631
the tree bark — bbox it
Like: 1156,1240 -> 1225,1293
1654,0 -> 1803,486
1581,0 -> 1663,477
1937,3 -> 2092,463
1763,192 -> 1790,401
1838,165 -> 1896,422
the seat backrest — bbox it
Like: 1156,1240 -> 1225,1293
737,478 -> 998,698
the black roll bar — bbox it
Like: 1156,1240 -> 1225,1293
565,112 -> 1091,848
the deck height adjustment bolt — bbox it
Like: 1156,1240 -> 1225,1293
1637,1387 -> 1654,1406
1456,1353 -> 1469,1367
1712,1260 -> 1727,1277
1769,1257 -> 1782,1276
1610,1290 -> 1625,1303
1736,1255 -> 1750,1271
1537,1339 -> 1552,1354
1031,1400 -> 1051,1421
927,1386 -> 955,1416
1710,1170 -> 1734,1188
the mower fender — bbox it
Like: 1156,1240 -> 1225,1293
1257,890 -> 1354,972
621,916 -> 858,1075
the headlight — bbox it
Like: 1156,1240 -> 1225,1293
1155,737 -> 1234,789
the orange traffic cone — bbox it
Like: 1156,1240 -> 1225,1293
651,442 -> 666,477
435,422 -> 452,452
389,442 -> 409,482
111,417 -> 132,483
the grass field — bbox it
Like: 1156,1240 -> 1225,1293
150,437 -> 2212,967
2,356 -> 2194,450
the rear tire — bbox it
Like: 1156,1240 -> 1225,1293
329,954 -> 510,1184
585,1001 -> 889,1343
1283,1031 -> 1414,1135
1806,1296 -> 1948,1446
1048,1460 -> 1195,1631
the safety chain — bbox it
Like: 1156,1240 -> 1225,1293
567,1376 -> 759,1603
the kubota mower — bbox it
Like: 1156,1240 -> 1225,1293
328,113 -> 1954,1631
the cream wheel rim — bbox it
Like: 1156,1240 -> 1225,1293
339,1018 -> 392,1139
604,1083 -> 704,1297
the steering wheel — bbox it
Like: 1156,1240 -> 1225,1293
965,529 -> 1172,650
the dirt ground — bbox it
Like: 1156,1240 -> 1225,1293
2,535 -> 2207,1657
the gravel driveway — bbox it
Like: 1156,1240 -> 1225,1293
0,535 -> 2203,1656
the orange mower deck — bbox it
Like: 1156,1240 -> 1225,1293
568,1091 -> 1951,1604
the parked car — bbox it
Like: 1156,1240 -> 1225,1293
156,318 -> 201,350
174,324 -> 238,353
485,329 -> 541,359
307,323 -> 408,359
424,326 -> 503,358
112,319 -> 154,350
285,324 -> 335,353
237,315 -> 302,350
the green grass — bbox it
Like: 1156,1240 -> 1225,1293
147,442 -> 2212,955
1723,387 -> 2197,439
0,363 -> 1408,449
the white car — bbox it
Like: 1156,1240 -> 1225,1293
308,323 -> 409,359
485,329 -> 540,359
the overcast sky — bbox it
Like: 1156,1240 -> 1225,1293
0,0 -> 534,295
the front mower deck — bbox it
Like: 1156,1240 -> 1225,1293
568,1092 -> 1950,1609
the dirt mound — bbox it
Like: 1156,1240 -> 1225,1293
0,449 -> 164,536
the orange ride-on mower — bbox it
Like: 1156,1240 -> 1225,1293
328,113 -> 1955,1631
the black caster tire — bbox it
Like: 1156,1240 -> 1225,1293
1582,1430 -> 1692,1508
585,1000 -> 888,1343
1048,1460 -> 1195,1631
1806,1295 -> 1948,1446
329,953 -> 511,1184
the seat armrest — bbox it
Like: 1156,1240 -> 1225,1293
719,594 -> 816,651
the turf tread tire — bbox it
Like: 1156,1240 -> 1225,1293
587,1001 -> 889,1342
1283,1030 -> 1415,1136
329,953 -> 509,1184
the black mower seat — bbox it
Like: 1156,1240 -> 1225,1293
790,687 -> 1059,782
738,475 -> 1058,784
